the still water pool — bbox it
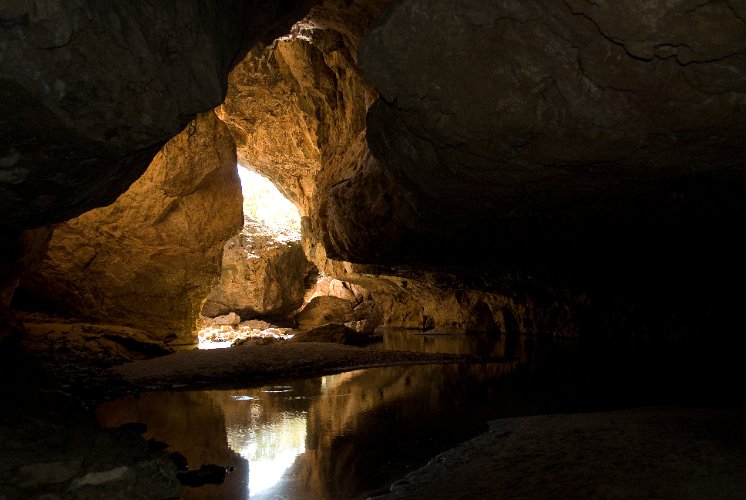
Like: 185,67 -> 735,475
98,331 -> 628,498
97,361 -> 542,499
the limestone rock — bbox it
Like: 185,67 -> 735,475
290,323 -> 369,346
350,300 -> 384,334
304,275 -> 368,304
240,319 -> 271,331
0,0 -> 315,231
201,218 -> 310,321
295,296 -> 355,330
16,112 -> 242,344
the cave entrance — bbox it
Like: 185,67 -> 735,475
196,164 -> 305,349
236,164 -> 300,231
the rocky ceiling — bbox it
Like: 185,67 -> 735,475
2,0 -> 746,344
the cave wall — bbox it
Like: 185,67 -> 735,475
16,112 -> 243,344
2,0 -> 746,350
215,0 -> 588,336
357,0 -> 746,270
0,0 -> 317,342
0,0 -> 315,231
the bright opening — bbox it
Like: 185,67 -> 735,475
237,164 -> 301,230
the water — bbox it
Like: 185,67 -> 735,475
97,331 -> 678,499
97,362 -> 532,499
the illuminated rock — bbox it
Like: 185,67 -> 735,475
201,218 -> 311,322
16,112 -> 242,344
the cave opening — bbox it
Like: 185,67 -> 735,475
236,164 -> 301,231
194,164 -> 303,349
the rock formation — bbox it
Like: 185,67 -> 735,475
0,0 -> 744,361
0,0 -> 315,230
201,217 -> 310,322
215,0 -> 586,337
358,0 -> 746,270
16,112 -> 242,344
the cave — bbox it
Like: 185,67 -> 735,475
2,0 -> 746,498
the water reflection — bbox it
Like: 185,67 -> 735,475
377,328 -> 514,357
97,362 -> 524,499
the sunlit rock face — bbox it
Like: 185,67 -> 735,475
202,217 -> 311,322
16,112 -> 242,343
217,0 -> 585,336
0,0 -> 315,231
216,0 -> 391,226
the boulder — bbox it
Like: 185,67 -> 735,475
295,296 -> 355,330
201,218 -> 310,321
211,313 -> 241,327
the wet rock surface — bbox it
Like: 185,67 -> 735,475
0,418 -> 182,500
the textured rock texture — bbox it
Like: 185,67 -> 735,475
17,112 -> 242,344
215,0 -> 588,338
0,0 -> 314,231
201,218 -> 310,321
18,312 -> 172,372
216,0 -> 391,233
295,296 -> 355,330
357,0 -> 746,270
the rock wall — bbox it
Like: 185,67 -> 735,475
0,0 -> 315,231
16,112 -> 243,343
3,0 -> 746,353
215,0 -> 587,337
216,0 -> 389,217
357,0 -> 746,270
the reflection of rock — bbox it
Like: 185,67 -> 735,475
16,112 -> 242,344
290,323 -> 369,346
288,364 -> 518,499
295,296 -> 354,330
202,218 -> 310,321
97,390 -> 246,500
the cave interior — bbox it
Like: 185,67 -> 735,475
2,0 -> 746,498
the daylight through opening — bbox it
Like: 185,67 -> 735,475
237,164 -> 301,231
196,164 -> 303,349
